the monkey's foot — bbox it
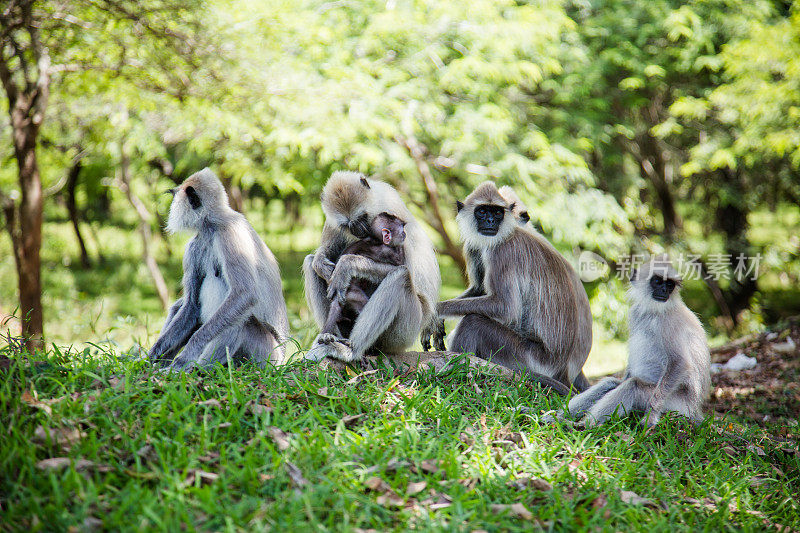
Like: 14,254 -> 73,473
324,339 -> 356,362
305,334 -> 345,362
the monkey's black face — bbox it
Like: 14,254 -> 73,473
649,276 -> 677,302
347,213 -> 372,239
474,204 -> 505,236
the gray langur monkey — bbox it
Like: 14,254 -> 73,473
303,171 -> 441,362
568,255 -> 710,427
420,184 -> 531,351
436,182 -> 593,394
148,168 -> 290,371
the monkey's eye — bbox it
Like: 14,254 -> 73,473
475,206 -> 488,219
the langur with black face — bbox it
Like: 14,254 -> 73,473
436,182 -> 593,394
567,255 -> 710,426
303,171 -> 440,362
148,168 -> 289,371
421,185 -> 531,351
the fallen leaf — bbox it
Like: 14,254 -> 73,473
620,490 -> 657,508
385,458 -> 410,472
407,481 -> 427,495
314,387 -> 345,399
285,461 -> 308,488
136,444 -> 156,461
345,369 -> 379,385
420,459 -> 441,474
721,446 -> 737,457
458,478 -> 479,490
33,426 -> 86,447
259,473 -> 275,482
198,452 -> 220,463
266,426 -> 291,451
216,422 -> 233,429
182,469 -> 219,487
490,503 -> 533,520
81,517 -> 103,531
247,400 -> 271,415
591,494 -> 608,510
614,431 -> 634,444
376,492 -> 405,507
365,476 -> 391,492
746,444 -> 766,456
21,391 -> 52,415
35,457 -> 71,470
341,413 -> 366,427
198,399 -> 221,408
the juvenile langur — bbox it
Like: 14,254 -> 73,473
567,256 -> 710,426
303,171 -> 440,362
148,168 -> 289,371
319,212 -> 407,340
436,182 -> 593,393
421,185 -> 530,351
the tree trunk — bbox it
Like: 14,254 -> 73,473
396,135 -> 467,281
118,142 -> 170,310
66,160 -> 91,268
0,5 -> 50,352
221,174 -> 244,213
637,132 -> 682,240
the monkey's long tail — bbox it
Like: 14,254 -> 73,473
525,371 -> 572,396
571,371 -> 591,393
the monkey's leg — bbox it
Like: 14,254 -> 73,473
568,377 -> 622,418
149,303 -> 200,366
584,378 -> 653,426
320,298 -> 346,337
571,371 -> 591,393
171,325 -> 246,371
343,266 -> 422,361
303,253 -> 331,329
450,314 -> 570,394
239,318 -> 285,367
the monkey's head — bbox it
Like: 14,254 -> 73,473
166,168 -> 230,233
498,185 -> 531,225
371,212 -> 406,246
630,255 -> 683,311
456,182 -> 518,248
321,171 -> 377,238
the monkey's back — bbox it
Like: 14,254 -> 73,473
487,227 -> 593,363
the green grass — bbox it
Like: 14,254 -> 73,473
1,347 -> 797,531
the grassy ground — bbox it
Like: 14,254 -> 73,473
1,346 -> 797,531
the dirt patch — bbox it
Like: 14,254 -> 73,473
707,319 -> 800,436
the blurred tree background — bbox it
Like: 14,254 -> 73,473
1,0 -> 799,365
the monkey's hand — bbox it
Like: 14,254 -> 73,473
421,317 -> 446,352
312,254 -> 336,283
327,267 -> 353,301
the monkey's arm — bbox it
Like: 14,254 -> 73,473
649,353 -> 687,411
149,243 -> 203,363
173,233 -> 259,367
457,248 -> 485,299
327,254 -> 403,300
311,225 -> 345,283
437,290 -> 515,323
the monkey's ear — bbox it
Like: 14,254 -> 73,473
520,211 -> 530,223
360,177 -> 370,189
509,202 -> 516,212
456,200 -> 464,212
630,268 -> 638,281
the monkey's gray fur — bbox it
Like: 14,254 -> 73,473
420,185 -> 531,351
148,168 -> 289,371
303,171 -> 441,362
437,182 -> 593,394
568,255 -> 710,426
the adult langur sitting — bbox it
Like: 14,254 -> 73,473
303,171 -> 441,362
149,168 -> 289,371
437,182 -> 593,394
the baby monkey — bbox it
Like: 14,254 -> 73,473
318,212 -> 407,344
